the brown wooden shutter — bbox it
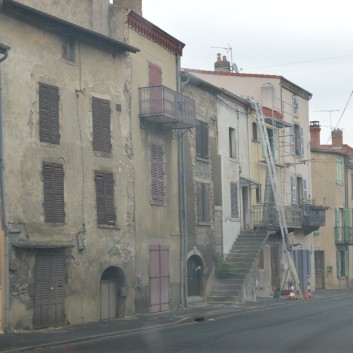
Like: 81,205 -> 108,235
43,163 -> 65,223
203,183 -> 210,222
95,171 -> 116,225
92,97 -> 111,153
151,144 -> 164,202
39,83 -> 60,144
203,122 -> 209,159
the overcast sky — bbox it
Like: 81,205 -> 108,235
143,0 -> 353,146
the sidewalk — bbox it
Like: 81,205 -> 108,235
1,289 -> 352,353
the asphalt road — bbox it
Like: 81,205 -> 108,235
39,295 -> 353,353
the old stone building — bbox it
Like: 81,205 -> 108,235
0,0 -> 139,331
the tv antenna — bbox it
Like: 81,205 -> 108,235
314,109 -> 340,131
210,44 -> 238,72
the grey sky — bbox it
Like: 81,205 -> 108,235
143,0 -> 353,146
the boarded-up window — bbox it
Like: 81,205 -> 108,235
197,182 -> 210,223
39,83 -> 60,144
196,120 -> 209,159
230,182 -> 239,218
151,144 -> 165,203
95,171 -> 116,226
43,163 -> 65,223
92,97 -> 111,153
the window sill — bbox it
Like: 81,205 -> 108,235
98,224 -> 120,230
61,58 -> 78,66
45,222 -> 65,227
197,222 -> 211,226
196,157 -> 210,163
93,151 -> 113,159
229,157 -> 237,162
150,200 -> 166,206
252,140 -> 260,144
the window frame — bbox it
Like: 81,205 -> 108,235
252,122 -> 258,142
95,171 -> 116,226
196,120 -> 209,160
150,143 -> 165,205
42,162 -> 65,224
92,97 -> 112,154
229,127 -> 236,159
197,182 -> 210,223
62,35 -> 75,62
39,83 -> 60,144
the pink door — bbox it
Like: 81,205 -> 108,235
150,245 -> 169,313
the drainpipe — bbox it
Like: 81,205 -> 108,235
0,43 -> 10,332
176,56 -> 187,308
344,155 -> 349,288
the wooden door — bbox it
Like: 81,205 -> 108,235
187,255 -> 202,296
33,253 -> 65,329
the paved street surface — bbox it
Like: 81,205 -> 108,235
1,289 -> 353,353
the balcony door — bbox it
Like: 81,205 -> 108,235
149,63 -> 162,114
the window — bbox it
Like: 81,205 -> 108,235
230,182 -> 239,218
95,171 -> 116,226
252,122 -> 258,141
197,182 -> 210,223
293,125 -> 304,157
351,173 -> 353,199
92,97 -> 111,153
258,249 -> 264,270
256,185 -> 261,204
151,144 -> 165,204
337,250 -> 348,278
292,95 -> 298,116
229,127 -> 236,158
196,120 -> 209,159
336,159 -> 343,185
39,83 -> 60,144
62,35 -> 75,62
42,163 -> 65,223
263,128 -> 278,161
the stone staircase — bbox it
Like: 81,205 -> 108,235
207,230 -> 268,304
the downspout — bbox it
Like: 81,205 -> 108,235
344,155 -> 349,288
176,57 -> 187,308
0,42 -> 10,332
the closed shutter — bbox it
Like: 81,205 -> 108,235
202,122 -> 209,159
344,208 -> 351,242
303,179 -> 308,202
291,176 -> 297,205
230,182 -> 239,218
39,83 -> 60,144
274,129 -> 279,162
197,182 -> 210,222
335,208 -> 342,242
92,97 -> 111,153
300,127 -> 304,157
95,171 -> 116,225
290,126 -> 295,155
149,63 -> 162,86
151,144 -> 164,203
43,163 -> 65,223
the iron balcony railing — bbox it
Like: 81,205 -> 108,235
253,203 -> 326,231
335,227 -> 353,244
252,204 -> 302,229
301,204 -> 326,227
139,86 -> 196,129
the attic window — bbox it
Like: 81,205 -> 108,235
62,35 -> 75,62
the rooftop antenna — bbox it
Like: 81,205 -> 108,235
314,109 -> 340,143
210,44 -> 238,72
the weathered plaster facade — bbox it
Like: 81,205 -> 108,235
0,0 -> 137,330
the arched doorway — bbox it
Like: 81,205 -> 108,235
187,255 -> 203,296
100,267 -> 125,320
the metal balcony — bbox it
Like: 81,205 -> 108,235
302,205 -> 326,227
139,86 -> 196,129
252,204 -> 302,230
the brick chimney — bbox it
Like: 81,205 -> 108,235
332,128 -> 343,147
310,121 -> 321,147
214,53 -> 231,72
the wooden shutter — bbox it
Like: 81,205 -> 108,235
300,127 -> 304,157
291,176 -> 297,205
303,179 -> 308,202
290,126 -> 295,155
43,163 -> 65,223
95,171 -> 116,225
344,208 -> 351,242
202,122 -> 209,159
39,83 -> 60,144
92,97 -> 111,153
203,183 -> 210,222
149,63 -> 162,86
151,144 -> 164,203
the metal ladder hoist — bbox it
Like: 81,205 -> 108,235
247,98 -> 303,298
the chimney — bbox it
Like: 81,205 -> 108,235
332,128 -> 343,147
214,53 -> 231,72
114,0 -> 142,15
310,121 -> 321,147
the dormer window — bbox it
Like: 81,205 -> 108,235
62,35 -> 75,62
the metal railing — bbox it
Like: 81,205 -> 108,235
252,204 -> 302,229
301,204 -> 326,227
139,86 -> 196,127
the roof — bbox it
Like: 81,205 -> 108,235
184,68 -> 312,100
1,0 -> 139,55
312,144 -> 353,159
